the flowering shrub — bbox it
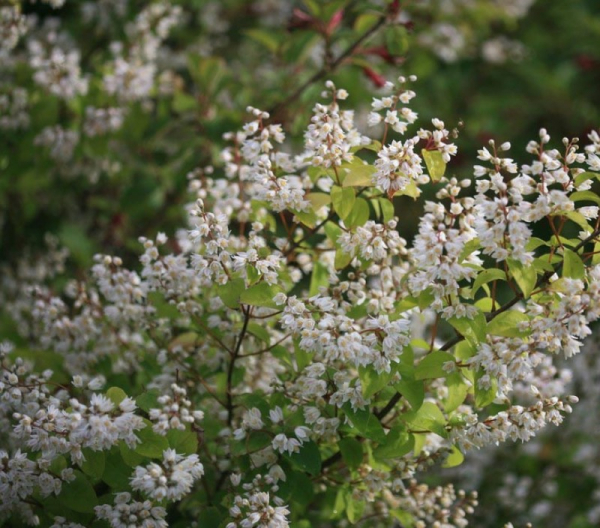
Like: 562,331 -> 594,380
2,1 -> 600,527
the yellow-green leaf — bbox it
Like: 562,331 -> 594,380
422,149 -> 446,182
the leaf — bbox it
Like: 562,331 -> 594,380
217,278 -> 245,309
422,149 -> 447,182
444,373 -> 469,413
335,247 -> 353,270
415,351 -> 455,380
286,440 -> 321,476
331,185 -> 356,221
294,339 -> 314,372
342,161 -> 376,187
306,192 -> 331,212
507,258 -> 537,298
309,261 -> 329,296
377,197 -> 395,222
472,268 -> 506,296
343,404 -> 386,443
244,29 -> 280,53
442,445 -> 464,468
197,507 -> 225,528
474,371 -> 497,408
344,197 -> 370,228
292,208 -> 318,228
120,442 -> 145,467
571,190 -> 600,206
81,449 -> 105,479
563,248 -> 585,279
278,471 -> 314,508
239,282 -> 282,308
384,25 -> 409,56
136,390 -> 160,413
393,380 -> 424,411
168,428 -> 199,455
106,387 -> 127,406
102,449 -> 133,490
458,238 -> 481,262
575,171 -> 600,187
487,310 -> 531,338
57,471 -> 98,513
359,365 -> 392,399
373,426 -> 413,460
346,494 -> 366,524
405,402 -> 447,438
135,420 -> 169,458
447,310 -> 487,345
339,437 -> 363,471
564,211 -> 592,233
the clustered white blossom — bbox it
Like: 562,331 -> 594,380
131,448 -> 204,501
2,45 -> 600,526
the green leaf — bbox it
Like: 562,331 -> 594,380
415,351 -> 455,380
102,449 -> 133,490
120,442 -> 145,467
339,437 -> 363,471
309,261 -> 329,296
444,373 -> 469,413
294,339 -> 314,371
422,149 -> 447,182
377,197 -> 395,222
217,278 -> 245,309
474,371 -> 497,408
442,445 -> 464,468
472,268 -> 506,296
135,420 -> 169,458
564,211 -> 592,233
575,171 -> 600,187
57,471 -> 98,513
346,494 -> 366,524
197,507 -> 225,528
344,197 -> 370,228
563,248 -> 585,279
571,190 -> 600,206
384,25 -> 409,56
293,207 -> 318,228
306,192 -> 331,212
335,247 -> 354,269
136,390 -> 160,413
244,29 -> 280,53
507,258 -> 537,298
359,365 -> 392,399
458,238 -> 480,263
240,282 -> 282,308
405,402 -> 447,438
231,431 -> 271,456
343,404 -> 386,443
487,310 -> 531,338
342,161 -> 376,187
331,185 -> 356,221
393,380 -> 424,411
147,291 -> 180,319
278,471 -> 314,508
286,440 -> 321,476
373,426 -> 413,460
168,428 -> 199,455
106,387 -> 127,406
81,449 -> 105,479
447,310 -> 487,345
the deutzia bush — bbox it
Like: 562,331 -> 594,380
1,1 -> 600,527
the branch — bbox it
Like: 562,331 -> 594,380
268,15 -> 388,118
226,305 -> 252,427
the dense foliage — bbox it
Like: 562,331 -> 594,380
1,1 -> 600,527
